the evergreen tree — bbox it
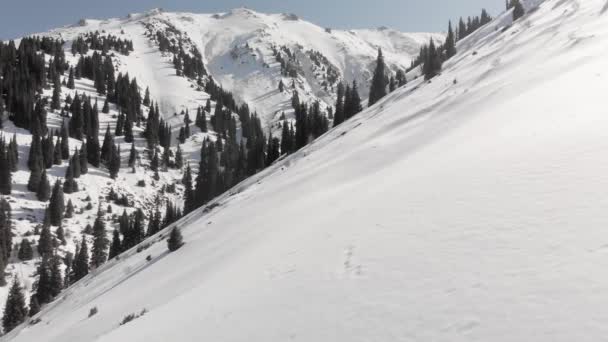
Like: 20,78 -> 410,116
0,143 -> 12,195
183,164 -> 196,214
396,69 -> 407,87
512,0 -> 525,21
53,137 -> 62,165
445,21 -> 457,59
128,142 -> 137,168
36,170 -> 51,201
175,145 -> 183,169
50,255 -> 63,297
17,239 -> 33,261
2,278 -> 27,333
333,82 -> 345,127
90,210 -> 108,268
67,67 -> 75,89
35,257 -> 53,304
143,87 -> 151,107
71,236 -> 89,284
167,227 -> 184,252
60,122 -> 70,159
109,144 -> 121,179
28,296 -> 40,317
368,48 -> 388,107
108,229 -> 121,259
423,38 -> 442,80
79,144 -> 89,174
65,199 -> 75,218
56,225 -> 66,245
49,180 -> 65,226
37,221 -> 53,258
63,162 -> 78,194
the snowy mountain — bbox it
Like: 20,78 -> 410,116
41,8 -> 442,129
0,5 -> 441,337
4,0 -> 608,340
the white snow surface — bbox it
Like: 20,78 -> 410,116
38,8 -> 441,129
7,0 -> 608,341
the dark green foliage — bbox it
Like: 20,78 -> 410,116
63,162 -> 78,194
70,236 -> 89,284
36,170 -> 51,201
167,227 -> 184,252
49,180 -> 65,226
368,49 -> 387,107
37,222 -> 53,258
512,0 -> 525,21
28,296 -> 40,317
3,279 -> 27,333
109,144 -> 121,179
108,229 -> 121,259
128,142 -> 137,168
65,199 -> 75,218
90,210 -> 108,268
17,239 -> 33,261
445,21 -> 457,59
0,138 -> 12,195
423,38 -> 442,80
79,144 -> 89,174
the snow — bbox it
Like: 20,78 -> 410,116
3,0 -> 608,341
36,8 -> 440,131
0,6 -> 436,331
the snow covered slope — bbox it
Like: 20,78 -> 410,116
40,8 -> 442,128
9,0 -> 608,340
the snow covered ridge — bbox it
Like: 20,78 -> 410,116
33,7 -> 442,130
5,0 -> 608,340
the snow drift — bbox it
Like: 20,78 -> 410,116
8,0 -> 608,341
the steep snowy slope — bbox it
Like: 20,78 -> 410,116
8,0 -> 608,340
40,8 -> 442,129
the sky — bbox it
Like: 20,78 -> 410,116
0,0 -> 504,40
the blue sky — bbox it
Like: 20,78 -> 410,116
0,0 -> 504,40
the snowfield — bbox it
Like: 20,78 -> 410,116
5,0 -> 608,341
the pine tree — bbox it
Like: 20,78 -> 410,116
49,180 -> 65,226
53,137 -> 62,165
396,69 -> 407,87
36,170 -> 51,201
445,21 -> 457,59
79,144 -> 89,174
108,228 -> 121,259
143,87 -> 151,107
167,227 -> 184,252
0,144 -> 12,195
175,145 -> 183,169
102,98 -> 110,114
90,210 -> 108,268
512,0 -> 525,21
35,256 -> 53,304
423,38 -> 442,80
63,161 -> 78,194
60,122 -> 70,159
333,82 -> 345,127
49,255 -> 63,298
17,239 -> 33,261
183,164 -> 195,214
28,296 -> 40,317
368,48 -> 388,107
67,67 -> 75,89
109,144 -> 121,179
38,221 -> 53,258
128,142 -> 137,167
65,199 -> 75,218
2,278 -> 27,333
71,236 -> 89,284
